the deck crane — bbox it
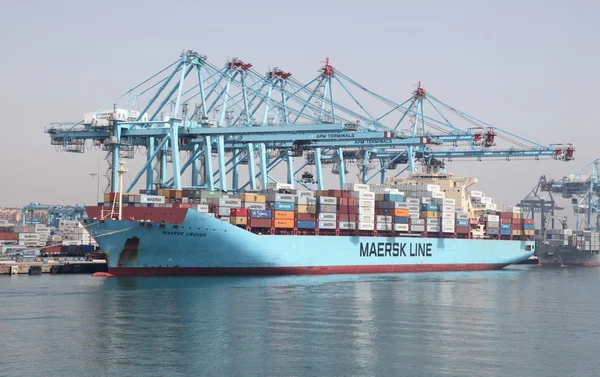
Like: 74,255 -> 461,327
21,202 -> 86,227
540,158 -> 600,230
517,176 -> 564,234
45,50 -> 575,194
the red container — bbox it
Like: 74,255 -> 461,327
182,189 -> 189,197
524,219 -> 534,225
455,226 -> 469,234
338,206 -> 356,214
0,232 -> 17,240
341,191 -> 352,199
297,213 -> 317,221
230,208 -> 248,217
500,218 -> 511,224
512,218 -> 523,225
329,190 -> 343,198
250,218 -> 271,227
500,211 -> 512,219
348,198 -> 357,207
340,198 -> 348,206
339,214 -> 357,222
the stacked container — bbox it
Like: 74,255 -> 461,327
317,195 -> 337,230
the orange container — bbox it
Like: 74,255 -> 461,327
394,209 -> 409,217
275,211 -> 295,220
274,219 -> 294,228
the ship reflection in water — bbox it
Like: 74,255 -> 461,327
2,267 -> 595,376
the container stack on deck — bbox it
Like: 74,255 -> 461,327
540,229 -> 600,251
96,181 -> 534,241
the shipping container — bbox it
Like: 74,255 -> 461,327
318,213 -> 337,221
273,202 -> 295,211
244,202 -> 267,210
357,207 -> 375,215
297,205 -> 317,214
297,213 -> 317,221
318,221 -> 337,230
298,220 -> 316,229
319,196 -> 337,205
230,217 -> 247,225
358,222 -> 375,231
339,221 -> 357,230
275,211 -> 295,220
230,208 -> 248,217
274,219 -> 294,229
394,216 -> 409,224
250,209 -> 272,219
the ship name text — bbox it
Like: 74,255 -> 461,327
359,242 -> 433,257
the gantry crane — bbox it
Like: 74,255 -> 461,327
541,158 -> 600,230
21,202 -> 86,227
45,50 -> 575,194
518,176 -> 564,234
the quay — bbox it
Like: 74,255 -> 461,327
0,260 -> 107,275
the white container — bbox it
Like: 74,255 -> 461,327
318,221 -> 337,230
318,213 -> 337,221
266,182 -> 293,190
297,190 -> 315,198
218,207 -> 232,217
486,214 -> 500,221
376,223 -> 392,231
195,204 -> 210,213
480,197 -> 492,205
394,224 -> 409,232
295,196 -> 308,205
412,218 -> 425,225
376,215 -> 392,223
140,195 -> 166,204
357,207 -> 375,215
351,192 -> 375,200
339,221 -> 356,230
18,233 -> 39,241
394,202 -> 409,209
443,198 -> 455,206
426,225 -> 440,232
319,196 -> 337,205
343,183 -> 370,192
358,214 -> 375,222
218,198 -> 242,207
406,198 -> 420,205
221,217 -> 230,222
432,192 -> 445,199
244,202 -> 266,210
426,184 -> 440,193
443,205 -> 455,212
509,206 -> 523,214
486,203 -> 497,211
358,222 -> 375,231
442,218 -> 455,226
442,225 -> 455,233
358,199 -> 375,207
421,197 -> 432,204
470,190 -> 483,198
267,193 -> 295,202
455,206 -> 465,212
442,212 -> 455,219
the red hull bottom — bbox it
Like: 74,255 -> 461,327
108,263 -> 510,277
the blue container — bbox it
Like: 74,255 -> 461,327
394,216 -> 410,224
456,220 -> 469,227
274,202 -> 295,211
421,204 -> 439,211
250,209 -> 272,219
500,229 -> 511,235
524,224 -> 535,230
297,220 -> 316,229
382,208 -> 390,215
384,194 -> 405,202
500,224 -> 512,230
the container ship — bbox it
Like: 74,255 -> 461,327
536,229 -> 600,266
84,169 -> 535,276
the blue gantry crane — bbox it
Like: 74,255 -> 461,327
45,50 -> 574,195
21,202 -> 87,227
541,158 -> 600,230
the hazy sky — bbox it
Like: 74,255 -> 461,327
1,0 -> 598,223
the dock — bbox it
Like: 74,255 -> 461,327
0,260 -> 107,275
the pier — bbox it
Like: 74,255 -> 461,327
0,260 -> 107,275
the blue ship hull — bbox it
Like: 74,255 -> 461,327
87,210 -> 534,276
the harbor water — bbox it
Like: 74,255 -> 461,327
2,266 -> 599,377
